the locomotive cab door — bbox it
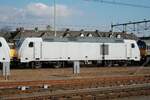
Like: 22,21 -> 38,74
126,44 -> 132,60
34,42 -> 41,60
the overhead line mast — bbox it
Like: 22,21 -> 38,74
111,19 -> 150,33
85,0 -> 150,8
54,0 -> 57,37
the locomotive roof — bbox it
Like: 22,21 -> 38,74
43,37 -> 124,43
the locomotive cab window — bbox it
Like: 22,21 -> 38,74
131,43 -> 135,48
29,42 -> 34,47
0,42 -> 2,47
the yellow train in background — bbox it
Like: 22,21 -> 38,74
146,45 -> 150,57
9,43 -> 17,61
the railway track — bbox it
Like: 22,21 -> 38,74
1,83 -> 150,100
0,75 -> 150,99
0,75 -> 150,89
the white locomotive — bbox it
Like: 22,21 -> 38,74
0,37 -> 10,76
0,37 -> 10,62
16,37 -> 140,67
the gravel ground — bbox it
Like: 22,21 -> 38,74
0,66 -> 150,81
111,95 -> 150,100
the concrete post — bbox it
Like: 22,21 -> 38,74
6,62 -> 10,75
2,62 -> 10,80
73,61 -> 80,74
2,63 -> 6,76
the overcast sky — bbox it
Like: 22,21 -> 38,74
0,0 -> 150,33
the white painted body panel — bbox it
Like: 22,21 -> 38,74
39,42 -> 101,61
0,37 -> 10,62
105,43 -> 126,60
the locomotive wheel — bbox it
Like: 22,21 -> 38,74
53,62 -> 62,68
30,62 -> 42,69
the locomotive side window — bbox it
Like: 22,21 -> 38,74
100,44 -> 109,55
0,42 -> 2,47
104,45 -> 109,55
131,43 -> 135,48
29,42 -> 34,47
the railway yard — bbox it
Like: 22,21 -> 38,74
0,30 -> 149,100
0,66 -> 150,100
0,0 -> 150,99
